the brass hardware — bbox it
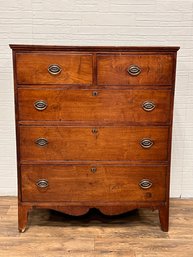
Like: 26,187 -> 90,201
92,91 -> 98,96
140,138 -> 153,149
35,138 -> 48,147
127,65 -> 141,76
142,101 -> 155,112
36,179 -> 49,188
92,128 -> 98,134
34,100 -> 47,111
91,167 -> 97,173
48,64 -> 62,75
139,179 -> 153,189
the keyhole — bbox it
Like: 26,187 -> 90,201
92,91 -> 98,96
92,128 -> 98,134
91,167 -> 97,173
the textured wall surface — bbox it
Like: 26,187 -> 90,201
0,0 -> 193,197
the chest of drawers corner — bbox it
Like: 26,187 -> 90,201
10,45 -> 179,232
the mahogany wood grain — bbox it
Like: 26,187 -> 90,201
18,88 -> 172,124
97,54 -> 174,85
159,204 -> 169,232
16,53 -> 93,85
18,204 -> 32,232
33,205 -> 142,216
19,126 -> 169,162
21,165 -> 166,202
10,45 -> 179,232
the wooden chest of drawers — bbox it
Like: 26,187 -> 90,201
10,45 -> 179,232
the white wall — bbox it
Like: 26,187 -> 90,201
0,0 -> 193,197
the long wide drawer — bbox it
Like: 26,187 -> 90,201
18,88 -> 172,123
21,165 -> 167,202
16,53 -> 93,85
97,54 -> 174,85
19,126 -> 169,162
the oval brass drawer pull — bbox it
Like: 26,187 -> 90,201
140,138 -> 153,148
127,65 -> 141,76
142,101 -> 155,112
34,100 -> 47,111
35,138 -> 48,147
139,179 -> 152,189
48,64 -> 62,75
36,179 -> 49,188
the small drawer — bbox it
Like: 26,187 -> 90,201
97,54 -> 174,85
18,88 -> 172,124
21,164 -> 167,202
19,126 -> 169,162
16,53 -> 93,85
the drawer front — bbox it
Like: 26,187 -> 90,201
21,165 -> 166,202
97,54 -> 174,85
18,89 -> 172,123
16,53 -> 93,85
19,126 -> 169,161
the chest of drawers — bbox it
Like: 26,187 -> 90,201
10,45 -> 179,232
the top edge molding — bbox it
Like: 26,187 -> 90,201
9,44 -> 180,52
